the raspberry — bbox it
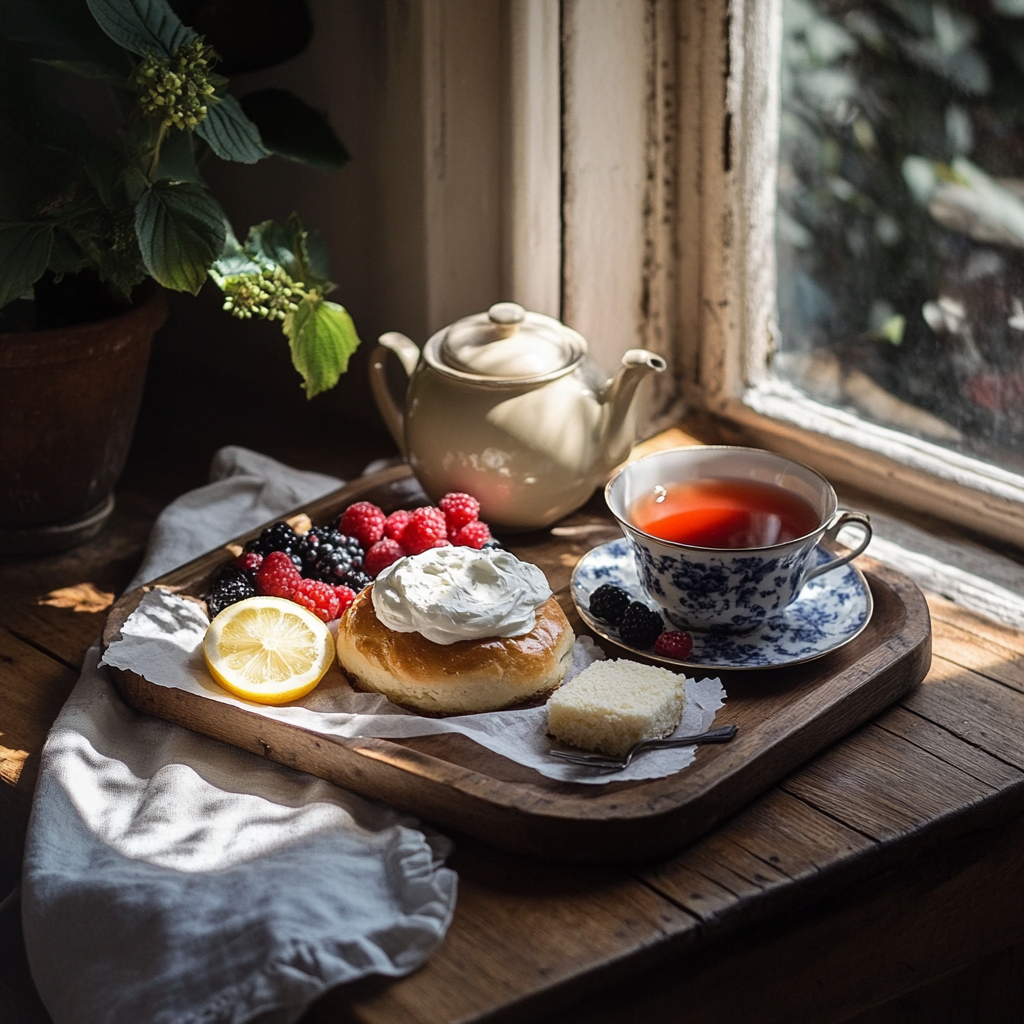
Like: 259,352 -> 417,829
333,585 -> 357,614
452,520 -> 491,549
618,602 -> 664,649
291,578 -> 340,622
232,551 -> 264,579
439,492 -> 480,535
589,584 -> 631,626
256,551 -> 301,599
207,567 -> 256,618
365,537 -> 406,577
401,506 -> 449,555
654,630 -> 694,660
384,509 -> 412,541
339,501 -> 387,549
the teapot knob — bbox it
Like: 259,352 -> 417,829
487,302 -> 526,327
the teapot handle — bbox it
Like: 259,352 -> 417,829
370,333 -> 421,455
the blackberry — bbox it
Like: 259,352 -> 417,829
589,584 -> 631,626
245,521 -> 300,556
296,526 -> 348,574
313,534 -> 365,583
207,567 -> 256,618
339,569 -> 372,592
618,602 -> 664,649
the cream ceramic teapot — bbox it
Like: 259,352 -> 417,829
370,302 -> 666,530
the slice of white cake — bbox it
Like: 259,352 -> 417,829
546,659 -> 686,757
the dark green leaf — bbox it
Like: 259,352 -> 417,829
210,221 -> 264,278
194,96 -> 269,164
245,218 -> 298,277
47,229 -> 92,278
54,195 -> 148,300
156,127 -> 201,183
135,181 -> 226,293
283,212 -> 330,288
83,138 -> 123,209
86,0 -> 195,57
219,220 -> 244,257
243,213 -> 328,288
283,297 -> 360,398
239,88 -> 349,171
94,252 -> 149,303
123,114 -> 163,164
211,227 -> 261,277
304,227 -> 331,282
0,222 -> 54,308
34,58 -> 128,82
9,0 -> 129,80
91,234 -> 149,303
210,252 -> 262,279
124,168 -> 149,203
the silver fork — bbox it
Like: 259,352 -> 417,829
548,724 -> 739,771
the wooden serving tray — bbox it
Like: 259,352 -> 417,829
102,465 -> 932,864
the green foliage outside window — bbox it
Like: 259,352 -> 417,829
778,0 -> 1024,465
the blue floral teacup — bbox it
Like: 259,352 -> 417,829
605,447 -> 872,634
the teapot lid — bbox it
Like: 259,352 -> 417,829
431,302 -> 586,383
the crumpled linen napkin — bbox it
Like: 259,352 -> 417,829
21,446 -> 458,1024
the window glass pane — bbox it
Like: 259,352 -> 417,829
776,0 -> 1024,474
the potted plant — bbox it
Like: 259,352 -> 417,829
0,0 -> 359,553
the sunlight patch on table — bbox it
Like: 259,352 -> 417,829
0,739 -> 29,786
38,582 -> 115,614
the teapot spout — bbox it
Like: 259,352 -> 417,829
599,349 -> 667,467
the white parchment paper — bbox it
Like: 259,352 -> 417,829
101,589 -> 727,785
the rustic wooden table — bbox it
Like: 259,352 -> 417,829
4,371 -> 1024,1023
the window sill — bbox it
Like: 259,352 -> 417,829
694,384 -> 1024,551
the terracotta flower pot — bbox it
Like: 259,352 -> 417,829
0,289 -> 168,555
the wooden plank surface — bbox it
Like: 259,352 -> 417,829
543,809 -> 1024,1024
903,654 -> 1024,774
6,404 -> 1024,1023
0,487 -> 163,672
312,838 -> 697,1024
0,628 -> 77,885
102,467 -> 932,863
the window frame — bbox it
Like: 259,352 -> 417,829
393,0 -> 1024,546
677,0 -> 1024,547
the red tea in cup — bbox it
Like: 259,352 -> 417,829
629,478 -> 820,549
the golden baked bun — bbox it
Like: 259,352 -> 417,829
336,587 -> 575,714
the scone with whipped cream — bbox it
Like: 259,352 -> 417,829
547,660 -> 685,756
335,546 -> 574,713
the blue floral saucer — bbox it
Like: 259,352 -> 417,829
571,538 -> 873,671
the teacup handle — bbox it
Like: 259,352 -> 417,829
802,510 -> 873,585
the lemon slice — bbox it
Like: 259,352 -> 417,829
203,596 -> 335,705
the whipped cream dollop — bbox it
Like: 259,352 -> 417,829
371,546 -> 552,645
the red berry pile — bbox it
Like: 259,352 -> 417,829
207,492 -> 497,623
